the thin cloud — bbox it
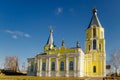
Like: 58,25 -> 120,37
24,34 -> 31,38
56,7 -> 63,15
12,35 -> 18,39
5,30 -> 31,39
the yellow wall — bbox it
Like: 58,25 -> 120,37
44,44 -> 76,55
29,23 -> 105,77
85,26 -> 105,77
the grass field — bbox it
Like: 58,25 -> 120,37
0,76 -> 86,80
0,75 -> 120,80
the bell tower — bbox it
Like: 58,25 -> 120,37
86,8 -> 105,53
85,8 -> 106,77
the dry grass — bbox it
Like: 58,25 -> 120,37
105,77 -> 120,80
0,75 -> 120,80
0,76 -> 85,80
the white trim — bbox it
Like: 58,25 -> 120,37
48,58 -> 51,76
74,56 -> 76,77
46,58 -> 48,76
78,56 -> 80,77
56,57 -> 58,76
66,57 -> 69,77
39,58 -> 42,76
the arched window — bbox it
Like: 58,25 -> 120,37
31,64 -> 34,72
89,45 -> 91,51
93,66 -> 96,73
42,62 -> 46,71
99,44 -> 101,51
60,61 -> 64,71
51,62 -> 55,71
93,28 -> 96,37
69,61 -> 74,71
93,39 -> 96,49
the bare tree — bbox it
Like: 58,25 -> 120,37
110,49 -> 120,75
4,56 -> 19,72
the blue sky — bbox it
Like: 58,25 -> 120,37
0,0 -> 120,70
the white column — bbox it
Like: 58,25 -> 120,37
37,59 -> 40,76
56,57 -> 58,76
78,56 -> 80,77
85,59 -> 86,76
66,57 -> 69,77
46,58 -> 48,76
33,59 -> 36,75
39,58 -> 42,76
74,56 -> 76,77
48,58 -> 51,76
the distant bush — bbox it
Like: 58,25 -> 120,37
0,69 -> 26,75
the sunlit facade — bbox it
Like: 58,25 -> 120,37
27,8 -> 106,77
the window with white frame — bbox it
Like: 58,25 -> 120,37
42,62 -> 46,71
93,39 -> 96,49
51,62 -> 55,71
69,61 -> 74,71
60,61 -> 64,71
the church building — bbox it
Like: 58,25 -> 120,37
27,8 -> 106,77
